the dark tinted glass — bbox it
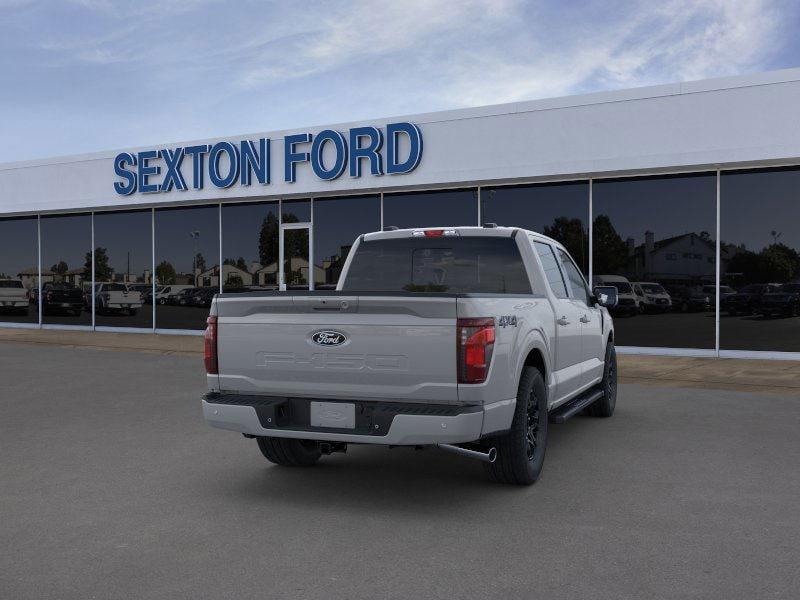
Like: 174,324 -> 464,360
40,214 -> 92,325
720,168 -> 800,352
313,195 -> 381,290
383,189 -> 478,229
221,201 -> 278,291
593,174 -> 717,349
558,248 -> 590,305
482,182 -> 589,275
342,237 -> 531,294
93,210 -> 152,329
0,217 -> 38,324
154,205 -> 219,330
533,241 -> 568,299
282,199 -> 310,223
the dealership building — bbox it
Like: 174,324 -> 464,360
1,68 -> 799,359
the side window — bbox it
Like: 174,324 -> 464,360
533,240 -> 568,299
557,248 -> 590,305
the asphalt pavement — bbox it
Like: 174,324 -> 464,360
1,342 -> 798,599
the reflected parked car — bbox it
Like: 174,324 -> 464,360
632,282 -> 672,313
41,282 -> 84,315
667,285 -> 711,313
0,279 -> 30,314
722,283 -> 781,316
593,275 -> 638,316
93,283 -> 143,315
171,287 -> 201,306
155,285 -> 193,305
759,283 -> 800,318
189,287 -> 217,308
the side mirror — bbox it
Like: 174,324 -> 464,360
593,286 -> 618,308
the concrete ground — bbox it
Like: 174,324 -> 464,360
1,342 -> 799,599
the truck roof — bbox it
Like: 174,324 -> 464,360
362,225 -> 563,248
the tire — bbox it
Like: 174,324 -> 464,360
486,366 -> 548,486
586,342 -> 617,418
256,436 -> 321,467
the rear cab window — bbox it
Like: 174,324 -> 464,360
342,236 -> 532,294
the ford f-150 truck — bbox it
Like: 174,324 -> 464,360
203,226 -> 619,485
0,279 -> 30,314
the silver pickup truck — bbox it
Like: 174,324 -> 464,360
203,226 -> 619,485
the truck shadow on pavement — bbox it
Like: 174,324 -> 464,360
202,417 -> 601,513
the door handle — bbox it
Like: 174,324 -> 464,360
557,316 -> 570,326
580,315 -> 590,324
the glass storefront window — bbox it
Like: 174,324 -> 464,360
154,205 -> 219,330
221,201 -> 279,291
481,182 -> 589,275
593,174 -> 717,349
282,199 -> 311,223
313,195 -> 381,290
720,167 -> 800,352
39,214 -> 92,326
383,189 -> 478,229
93,210 -> 153,329
0,217 -> 39,324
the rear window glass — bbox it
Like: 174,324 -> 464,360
0,280 -> 23,288
342,236 -> 531,294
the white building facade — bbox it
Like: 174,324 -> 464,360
1,69 -> 799,358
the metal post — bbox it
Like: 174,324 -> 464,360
476,186 -> 481,226
218,202 -> 223,294
588,179 -> 593,285
715,170 -> 721,357
91,212 -> 95,330
151,208 -> 156,332
278,199 -> 284,291
37,215 -> 42,328
309,198 -> 314,291
379,192 -> 384,230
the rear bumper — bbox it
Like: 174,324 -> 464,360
202,393 -> 514,445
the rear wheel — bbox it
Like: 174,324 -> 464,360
256,436 -> 321,467
486,366 -> 548,486
586,342 -> 617,418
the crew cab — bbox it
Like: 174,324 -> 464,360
759,283 -> 800,318
92,283 -> 143,315
0,279 -> 30,314
40,282 -> 84,315
202,226 -> 619,485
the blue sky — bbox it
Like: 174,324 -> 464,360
1,0 -> 799,163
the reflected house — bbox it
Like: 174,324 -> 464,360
254,258 -> 324,287
16,267 -> 45,290
196,264 -> 253,288
626,231 -> 720,285
320,245 -> 352,288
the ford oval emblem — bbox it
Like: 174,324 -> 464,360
311,330 -> 348,347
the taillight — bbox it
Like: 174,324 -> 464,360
204,315 -> 218,374
457,317 -> 495,384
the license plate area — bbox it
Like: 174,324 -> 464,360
310,401 -> 355,429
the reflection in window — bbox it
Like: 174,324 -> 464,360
721,168 -> 800,352
313,195 -> 380,290
221,201 -> 278,291
282,199 -> 311,223
0,217 -> 39,324
93,210 -> 153,329
534,241 -> 568,299
482,182 -> 589,275
593,174 -> 717,349
40,214 -> 92,326
383,189 -> 478,229
155,205 -> 219,330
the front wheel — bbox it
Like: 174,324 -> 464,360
486,366 -> 548,486
586,342 -> 617,418
256,436 -> 321,467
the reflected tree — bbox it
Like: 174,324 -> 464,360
156,261 -> 177,284
83,247 -> 113,282
51,261 -> 68,275
543,216 -> 587,273
592,214 -> 629,276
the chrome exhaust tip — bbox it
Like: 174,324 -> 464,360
437,443 -> 497,463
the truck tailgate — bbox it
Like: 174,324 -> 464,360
216,295 -> 459,403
